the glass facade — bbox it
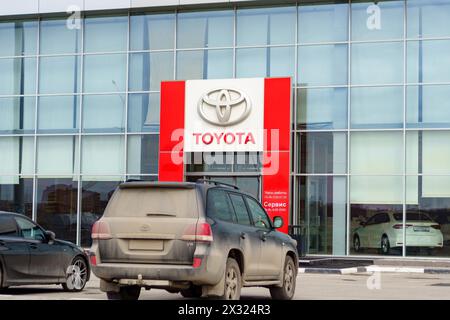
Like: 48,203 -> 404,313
1,1 -> 450,259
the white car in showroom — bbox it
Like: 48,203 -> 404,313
353,212 -> 443,254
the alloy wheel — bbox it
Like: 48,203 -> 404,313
65,258 -> 88,291
225,267 -> 238,300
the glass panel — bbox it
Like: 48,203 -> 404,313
298,2 -> 348,43
37,136 -> 77,176
177,10 -> 233,48
0,97 -> 35,134
186,152 -> 233,173
236,177 -> 260,200
351,1 -> 404,41
237,6 -> 296,46
206,189 -> 234,222
0,20 -> 37,56
84,15 -> 128,52
298,176 -> 347,255
246,197 -> 271,229
38,96 -> 79,134
350,179 -> 403,256
82,95 -> 125,133
297,87 -> 347,130
83,54 -> 126,93
229,193 -> 252,226
130,12 -> 175,50
408,0 -> 450,39
176,49 -> 233,80
128,93 -> 160,133
234,152 -> 261,173
236,48 -> 267,78
351,131 -> 403,175
129,51 -> 174,91
0,178 -> 33,218
407,85 -> 450,128
0,58 -> 36,95
352,42 -> 403,85
0,137 -> 34,178
39,56 -> 80,94
81,136 -> 124,178
298,44 -> 348,86
407,40 -> 450,84
36,178 -> 77,244
127,135 -> 159,175
235,47 -> 294,78
407,131 -> 450,175
81,180 -> 121,247
40,17 -> 81,54
406,175 -> 450,257
298,132 -> 347,174
351,86 -> 403,129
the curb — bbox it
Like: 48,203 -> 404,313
298,265 -> 450,275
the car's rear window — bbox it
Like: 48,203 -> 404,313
393,213 -> 432,221
105,188 -> 198,218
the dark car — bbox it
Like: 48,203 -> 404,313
0,211 -> 90,291
90,180 -> 298,300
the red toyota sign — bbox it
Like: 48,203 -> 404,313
158,77 -> 291,234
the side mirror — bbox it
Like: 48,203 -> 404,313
45,230 -> 56,243
273,216 -> 283,229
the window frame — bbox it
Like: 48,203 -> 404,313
227,190 -> 253,227
14,215 -> 47,242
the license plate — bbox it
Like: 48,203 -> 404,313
129,240 -> 164,250
413,226 -> 430,232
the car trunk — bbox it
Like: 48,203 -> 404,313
98,184 -> 200,265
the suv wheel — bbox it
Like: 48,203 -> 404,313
180,285 -> 202,298
220,258 -> 241,300
106,286 -> 141,300
270,256 -> 296,300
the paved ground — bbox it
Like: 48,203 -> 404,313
1,272 -> 450,300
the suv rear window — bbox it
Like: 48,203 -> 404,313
206,189 -> 234,222
106,188 -> 198,218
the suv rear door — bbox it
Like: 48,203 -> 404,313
98,184 -> 200,265
226,192 -> 261,279
245,196 -> 283,278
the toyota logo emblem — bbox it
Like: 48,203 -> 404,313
198,88 -> 251,126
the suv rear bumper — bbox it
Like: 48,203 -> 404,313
92,261 -> 221,286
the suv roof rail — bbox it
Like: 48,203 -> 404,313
196,179 -> 240,190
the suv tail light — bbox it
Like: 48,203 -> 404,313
393,224 -> 413,229
182,222 -> 213,243
92,220 -> 112,240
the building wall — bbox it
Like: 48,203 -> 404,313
1,0 -> 450,258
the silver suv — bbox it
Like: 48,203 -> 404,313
89,180 -> 298,300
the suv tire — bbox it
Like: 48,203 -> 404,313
106,286 -> 141,300
219,258 -> 242,300
270,256 -> 296,300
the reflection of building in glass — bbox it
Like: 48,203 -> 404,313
1,0 -> 450,259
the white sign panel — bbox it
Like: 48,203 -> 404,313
184,78 -> 264,152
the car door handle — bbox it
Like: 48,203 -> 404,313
240,232 -> 246,239
0,240 -> 5,246
260,232 -> 267,242
29,243 -> 38,249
